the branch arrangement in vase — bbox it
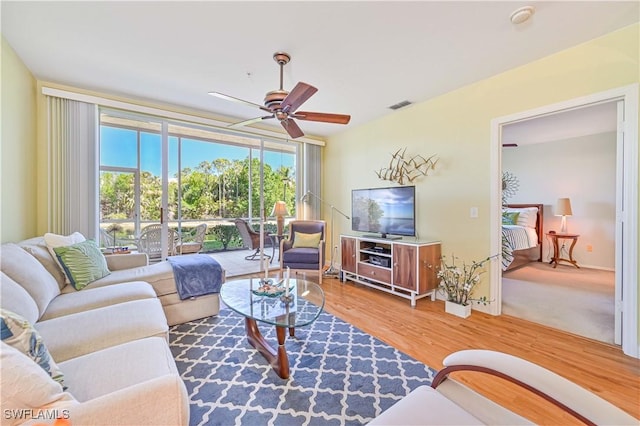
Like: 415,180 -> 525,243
437,253 -> 499,306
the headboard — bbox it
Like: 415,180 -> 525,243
505,203 -> 544,262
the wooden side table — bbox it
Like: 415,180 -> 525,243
546,233 -> 580,268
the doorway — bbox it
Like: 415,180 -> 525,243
489,84 -> 639,358
500,101 -> 617,343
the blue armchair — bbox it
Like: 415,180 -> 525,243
280,220 -> 326,284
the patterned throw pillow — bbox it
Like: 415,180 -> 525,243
502,211 -> 520,225
0,309 -> 65,389
292,232 -> 322,248
53,239 -> 110,290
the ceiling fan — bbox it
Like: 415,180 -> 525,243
208,52 -> 351,139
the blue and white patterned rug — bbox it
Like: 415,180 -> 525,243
169,308 -> 436,426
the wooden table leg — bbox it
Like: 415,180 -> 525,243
567,238 -> 580,268
550,236 -> 559,268
245,318 -> 290,379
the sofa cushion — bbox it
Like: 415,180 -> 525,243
1,309 -> 65,388
41,281 -> 157,321
66,261 -> 176,297
19,236 -> 67,290
0,243 -> 60,318
44,231 -> 86,285
53,240 -> 111,290
0,342 -> 76,422
1,272 -> 39,324
35,298 -> 168,362
59,337 -> 178,401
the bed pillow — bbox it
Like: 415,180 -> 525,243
292,232 -> 322,249
53,240 -> 110,290
504,207 -> 538,228
502,211 -> 520,225
0,309 -> 65,388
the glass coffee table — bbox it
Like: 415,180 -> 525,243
220,278 -> 325,379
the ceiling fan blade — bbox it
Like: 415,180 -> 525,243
292,111 -> 351,125
228,115 -> 275,129
208,91 -> 272,113
280,82 -> 318,114
281,118 -> 304,139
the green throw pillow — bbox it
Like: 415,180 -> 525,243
502,211 -> 520,225
0,308 -> 65,389
53,239 -> 110,290
292,232 -> 322,248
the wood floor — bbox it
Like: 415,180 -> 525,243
311,275 -> 639,424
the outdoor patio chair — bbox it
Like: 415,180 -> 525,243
234,218 -> 271,261
137,224 -> 180,263
176,223 -> 207,255
280,220 -> 325,284
99,228 -> 116,248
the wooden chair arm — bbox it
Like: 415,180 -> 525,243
431,350 -> 637,426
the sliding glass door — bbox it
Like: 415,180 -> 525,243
99,109 -> 299,266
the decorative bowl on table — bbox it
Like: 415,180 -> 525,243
252,280 -> 294,297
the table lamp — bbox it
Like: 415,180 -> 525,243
271,201 -> 289,236
555,198 -> 573,233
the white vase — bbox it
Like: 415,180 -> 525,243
445,300 -> 471,318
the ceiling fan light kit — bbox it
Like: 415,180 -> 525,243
209,52 -> 351,139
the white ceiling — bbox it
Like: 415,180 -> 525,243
2,1 -> 638,140
502,101 -> 618,146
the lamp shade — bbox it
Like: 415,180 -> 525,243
271,201 -> 289,217
555,198 -> 573,216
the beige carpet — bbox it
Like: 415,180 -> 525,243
502,262 -> 615,344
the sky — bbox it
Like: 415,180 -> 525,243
100,126 -> 295,176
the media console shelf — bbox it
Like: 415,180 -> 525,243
340,235 -> 441,307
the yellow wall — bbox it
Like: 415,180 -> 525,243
1,37 -> 37,243
325,24 -> 639,303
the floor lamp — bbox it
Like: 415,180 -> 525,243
300,191 -> 350,276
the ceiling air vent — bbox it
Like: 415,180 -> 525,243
388,100 -> 412,110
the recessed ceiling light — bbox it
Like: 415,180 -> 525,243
510,6 -> 535,25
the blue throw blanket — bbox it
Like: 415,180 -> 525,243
167,255 -> 224,300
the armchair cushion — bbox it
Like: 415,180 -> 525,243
282,247 -> 322,265
292,232 -> 322,248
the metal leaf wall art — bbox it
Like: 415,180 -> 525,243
375,148 -> 438,185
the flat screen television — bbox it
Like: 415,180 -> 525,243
351,186 -> 416,239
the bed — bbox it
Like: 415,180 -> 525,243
501,203 -> 543,271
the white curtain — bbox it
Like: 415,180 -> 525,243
46,97 -> 98,239
303,143 -> 322,219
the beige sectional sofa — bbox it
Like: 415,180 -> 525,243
0,239 -> 216,425
17,236 -> 221,326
